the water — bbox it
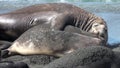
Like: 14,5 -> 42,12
0,0 -> 120,44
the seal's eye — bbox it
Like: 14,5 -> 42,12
93,23 -> 99,27
29,19 -> 34,25
30,18 -> 37,25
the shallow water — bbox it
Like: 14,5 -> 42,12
0,1 -> 120,44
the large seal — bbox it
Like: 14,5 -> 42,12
2,24 -> 103,57
0,3 -> 108,43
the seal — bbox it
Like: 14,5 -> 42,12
2,24 -> 103,57
0,3 -> 108,44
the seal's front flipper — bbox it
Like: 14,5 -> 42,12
1,50 -> 19,58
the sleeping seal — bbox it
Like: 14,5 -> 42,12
0,3 -> 108,44
2,24 -> 103,57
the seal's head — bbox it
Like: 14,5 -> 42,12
89,18 -> 108,44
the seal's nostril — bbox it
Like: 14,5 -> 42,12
94,24 -> 99,27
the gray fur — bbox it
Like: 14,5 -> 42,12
6,24 -> 103,57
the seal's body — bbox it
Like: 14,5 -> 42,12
4,24 -> 103,57
0,3 -> 108,43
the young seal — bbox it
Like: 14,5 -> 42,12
2,24 -> 103,57
0,3 -> 108,44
